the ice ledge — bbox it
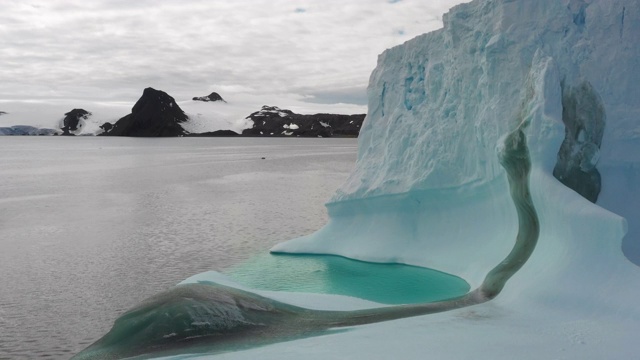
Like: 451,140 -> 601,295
273,175 -> 518,288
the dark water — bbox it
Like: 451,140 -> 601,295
0,137 -> 358,359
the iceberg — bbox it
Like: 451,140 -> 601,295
270,0 -> 640,357
276,0 -> 640,279
75,0 -> 640,358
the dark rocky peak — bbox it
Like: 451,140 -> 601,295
248,106 -> 295,119
100,122 -> 113,132
193,92 -> 226,102
0,111 -> 7,116
101,87 -> 188,137
60,108 -> 91,136
132,87 -> 185,116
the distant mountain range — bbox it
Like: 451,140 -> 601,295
0,88 -> 365,137
241,106 -> 363,137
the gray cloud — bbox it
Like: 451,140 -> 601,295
0,0 -> 464,108
301,87 -> 368,106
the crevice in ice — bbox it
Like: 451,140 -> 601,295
73,126 -> 540,359
620,6 -> 626,38
552,80 -> 605,203
403,63 -> 426,111
380,82 -> 387,117
568,0 -> 587,28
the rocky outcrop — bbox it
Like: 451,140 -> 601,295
0,111 -> 58,135
0,125 -> 57,136
101,88 -> 188,137
4,89 -> 363,137
187,130 -> 239,137
193,92 -> 226,102
60,109 -> 91,136
241,106 -> 365,137
99,122 -> 113,133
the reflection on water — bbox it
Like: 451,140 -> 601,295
227,253 -> 470,304
0,137 -> 357,359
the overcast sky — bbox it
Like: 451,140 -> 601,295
0,0 -> 464,111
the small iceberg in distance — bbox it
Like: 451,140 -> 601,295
225,253 -> 470,305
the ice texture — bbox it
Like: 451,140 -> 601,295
266,0 -> 640,358
274,0 -> 640,272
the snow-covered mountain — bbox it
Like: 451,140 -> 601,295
241,105 -> 364,137
99,91 -> 365,137
0,91 -> 365,136
1,84 -> 371,137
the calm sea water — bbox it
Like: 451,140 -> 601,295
0,137 -> 358,359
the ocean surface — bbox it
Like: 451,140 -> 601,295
0,137 -> 359,359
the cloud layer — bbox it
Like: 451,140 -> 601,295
0,0 -> 464,110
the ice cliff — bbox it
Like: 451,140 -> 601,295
274,0 -> 640,271
268,0 -> 640,357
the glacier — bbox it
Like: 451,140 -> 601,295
74,0 -> 640,359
